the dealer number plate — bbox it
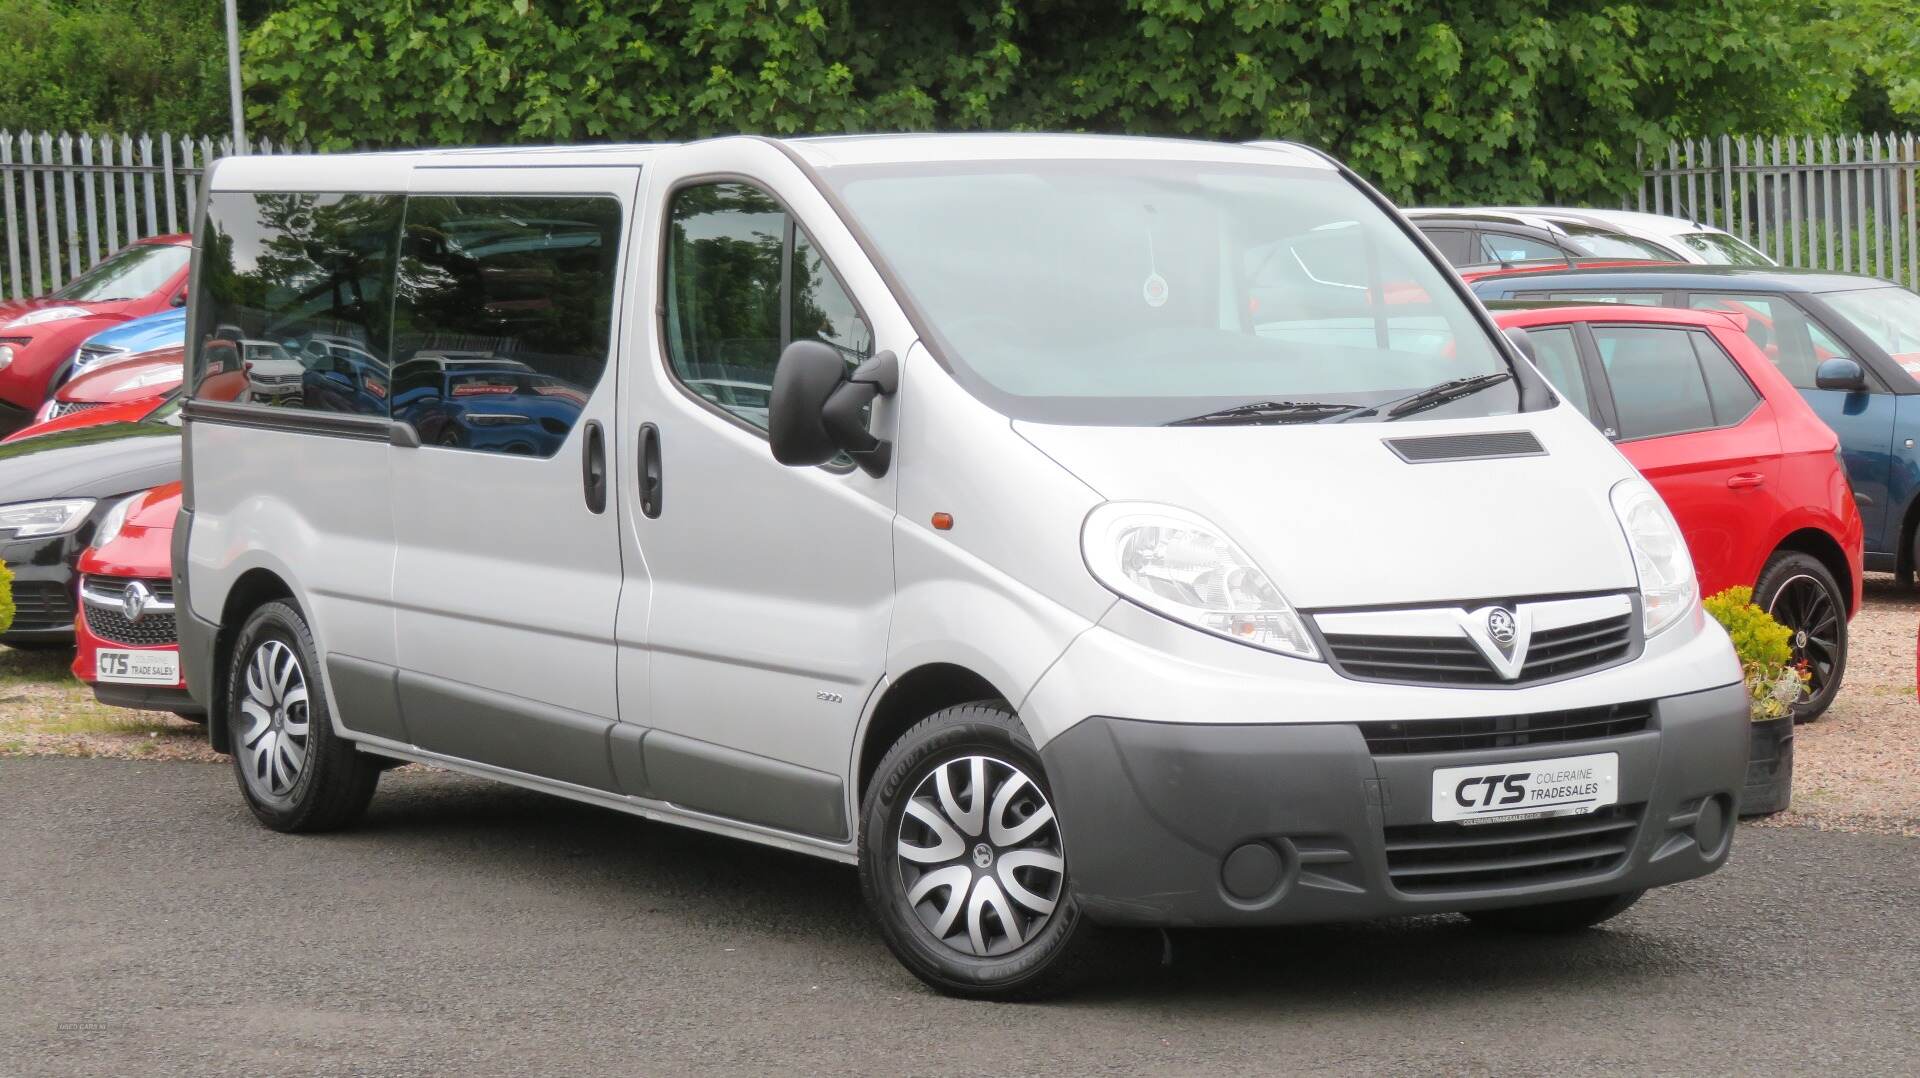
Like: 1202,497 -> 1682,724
95,649 -> 179,685
1430,752 -> 1619,825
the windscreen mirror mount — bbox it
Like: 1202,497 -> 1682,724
1814,357 -> 1867,392
769,342 -> 898,477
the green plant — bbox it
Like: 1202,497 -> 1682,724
242,0 -> 1849,205
0,557 -> 12,636
0,1 -> 231,135
1703,586 -> 1808,720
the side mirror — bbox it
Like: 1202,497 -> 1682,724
768,341 -> 897,477
1815,357 -> 1867,392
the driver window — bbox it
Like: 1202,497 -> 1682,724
662,181 -> 871,431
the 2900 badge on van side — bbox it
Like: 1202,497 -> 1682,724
175,134 -> 1749,999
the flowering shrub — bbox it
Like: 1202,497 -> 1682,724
0,558 -> 12,636
1703,586 -> 1808,720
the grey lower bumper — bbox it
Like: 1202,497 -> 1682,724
1040,682 -> 1749,927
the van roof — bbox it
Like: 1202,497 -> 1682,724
204,134 -> 1336,189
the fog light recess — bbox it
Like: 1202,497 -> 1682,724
1695,794 -> 1731,857
1222,841 -> 1284,902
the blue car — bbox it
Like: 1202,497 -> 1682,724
1472,265 -> 1920,580
62,307 -> 187,386
389,352 -> 587,457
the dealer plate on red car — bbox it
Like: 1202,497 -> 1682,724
1430,752 -> 1618,825
96,649 -> 179,685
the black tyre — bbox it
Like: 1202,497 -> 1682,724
1753,551 -> 1847,722
859,701 -> 1089,1000
1466,890 -> 1642,933
224,600 -> 379,832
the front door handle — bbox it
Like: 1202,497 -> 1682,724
1726,472 -> 1766,490
639,422 -> 663,518
581,420 -> 607,514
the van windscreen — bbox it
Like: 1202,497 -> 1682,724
828,160 -> 1515,425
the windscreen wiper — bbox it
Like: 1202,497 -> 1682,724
1336,373 -> 1514,423
1166,400 -> 1365,426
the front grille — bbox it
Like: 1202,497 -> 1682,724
80,576 -> 176,647
6,581 -> 75,630
1384,803 -> 1644,894
48,399 -> 106,419
76,343 -> 125,369
1362,702 -> 1654,756
1322,612 -> 1635,687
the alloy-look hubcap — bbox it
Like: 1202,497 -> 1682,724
238,639 -> 311,802
895,754 -> 1065,957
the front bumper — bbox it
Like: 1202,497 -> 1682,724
0,532 -> 81,644
1041,681 -> 1748,927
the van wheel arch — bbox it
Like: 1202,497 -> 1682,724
206,569 -> 297,754
856,663 -> 1013,802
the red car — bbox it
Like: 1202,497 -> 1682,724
0,392 -> 170,443
1495,304 -> 1863,718
32,344 -> 184,424
72,481 -> 199,718
0,234 -> 190,433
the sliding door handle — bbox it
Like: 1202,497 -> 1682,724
581,420 -> 607,514
639,422 -> 663,518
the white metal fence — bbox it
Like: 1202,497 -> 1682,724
0,130 -> 296,301
1636,134 -> 1920,288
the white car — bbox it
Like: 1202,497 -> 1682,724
175,135 -> 1748,999
1408,206 -> 1774,268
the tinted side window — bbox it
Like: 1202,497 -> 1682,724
390,195 -> 622,457
663,182 -> 872,431
1593,326 -> 1716,439
1418,227 -> 1476,267
191,192 -> 401,413
1687,292 -> 1848,390
1693,333 -> 1762,424
1523,326 -> 1593,421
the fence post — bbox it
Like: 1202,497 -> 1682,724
1719,134 -> 1734,232
0,132 -> 19,300
78,134 -> 98,266
161,132 -> 178,234
119,133 -> 137,245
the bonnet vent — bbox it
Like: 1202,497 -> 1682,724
1384,430 -> 1545,464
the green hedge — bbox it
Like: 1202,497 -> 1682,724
0,558 -> 14,637
244,0 -> 1844,204
0,0 -> 231,135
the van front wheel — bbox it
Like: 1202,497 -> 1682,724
224,600 -> 379,832
859,702 -> 1088,1000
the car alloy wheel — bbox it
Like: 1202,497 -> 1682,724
894,753 -> 1066,957
236,638 -> 311,803
1765,573 -> 1840,700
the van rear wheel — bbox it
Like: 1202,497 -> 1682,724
859,702 -> 1089,1000
224,600 -> 379,832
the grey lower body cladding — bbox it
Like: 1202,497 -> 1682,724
1040,682 -> 1748,926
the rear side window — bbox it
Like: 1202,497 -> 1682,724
1687,292 -> 1849,390
662,181 -> 871,431
1693,333 -> 1762,424
1418,227 -> 1476,267
1521,326 -> 1594,421
191,192 -> 401,414
1515,290 -> 1665,306
389,196 -> 622,457
1593,326 -> 1733,439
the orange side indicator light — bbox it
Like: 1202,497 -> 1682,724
931,512 -> 954,531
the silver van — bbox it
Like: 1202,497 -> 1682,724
176,135 -> 1749,998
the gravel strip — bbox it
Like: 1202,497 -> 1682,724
5,577 -> 1917,829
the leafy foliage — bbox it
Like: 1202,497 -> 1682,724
244,0 -> 1849,203
1703,586 -> 1808,720
0,0 -> 230,135
0,558 -> 13,636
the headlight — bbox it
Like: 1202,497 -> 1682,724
0,497 -> 96,540
1610,478 -> 1697,636
3,306 -> 90,329
1082,502 -> 1319,659
90,494 -> 139,550
0,344 -> 14,370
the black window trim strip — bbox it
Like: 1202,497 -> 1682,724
184,398 -> 422,446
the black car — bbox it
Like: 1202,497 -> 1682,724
1472,265 -> 1920,578
0,396 -> 181,646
